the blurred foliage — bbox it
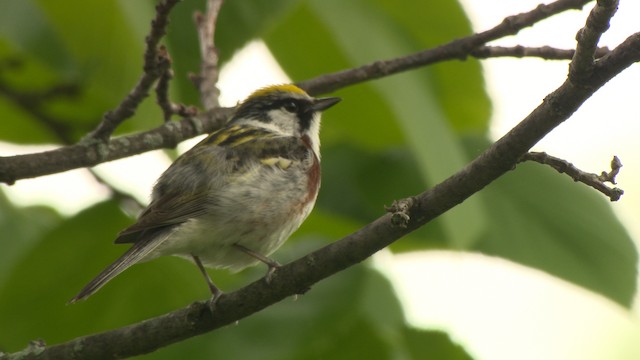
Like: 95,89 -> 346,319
0,0 -> 636,359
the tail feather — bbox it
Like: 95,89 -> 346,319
69,234 -> 169,303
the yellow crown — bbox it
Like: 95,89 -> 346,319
247,84 -> 307,99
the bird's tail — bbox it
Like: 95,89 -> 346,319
68,235 -> 167,303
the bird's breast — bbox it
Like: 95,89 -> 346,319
299,134 -> 321,210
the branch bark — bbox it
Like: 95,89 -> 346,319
470,45 -> 610,60
155,46 -> 199,121
3,0 -> 639,356
569,0 -> 619,80
192,0 -> 224,111
87,0 -> 181,141
0,108 -> 232,185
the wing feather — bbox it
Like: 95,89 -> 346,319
115,126 -> 312,245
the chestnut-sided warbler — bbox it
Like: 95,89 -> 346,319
70,84 -> 340,303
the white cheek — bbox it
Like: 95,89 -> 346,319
266,109 -> 298,135
241,117 -> 289,135
307,113 -> 322,157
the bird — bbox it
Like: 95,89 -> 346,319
70,84 -> 340,303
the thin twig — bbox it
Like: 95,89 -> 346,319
155,45 -> 175,121
193,0 -> 224,111
471,45 -> 610,60
569,0 -> 619,81
297,0 -> 593,95
598,156 -> 622,184
87,0 -> 181,141
154,46 -> 199,121
519,152 -> 624,201
0,107 -> 233,185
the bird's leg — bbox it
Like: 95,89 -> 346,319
192,254 -> 223,305
233,244 -> 281,283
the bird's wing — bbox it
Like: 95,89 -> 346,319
114,192 -> 209,244
115,125 -> 311,245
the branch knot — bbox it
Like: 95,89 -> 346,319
385,197 -> 416,228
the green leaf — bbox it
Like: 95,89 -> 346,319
145,265 -> 471,359
404,327 -> 474,360
146,266 -> 374,359
265,5 -> 405,151
310,0 -> 489,249
215,0 -> 302,64
475,161 -> 637,306
0,191 -> 60,288
32,0 -> 144,93
0,201 -> 124,349
317,143 -> 449,250
0,39 -> 75,143
368,0 -> 490,134
0,0 -> 73,74
0,1 -> 166,143
266,0 -> 491,249
359,269 -> 412,357
0,200 -> 212,351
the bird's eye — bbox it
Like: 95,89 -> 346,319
282,100 -> 298,113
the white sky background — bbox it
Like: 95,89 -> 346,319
1,1 -> 639,359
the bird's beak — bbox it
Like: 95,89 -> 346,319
311,97 -> 341,112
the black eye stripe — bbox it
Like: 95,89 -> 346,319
283,100 -> 298,113
230,96 -> 314,124
273,99 -> 312,113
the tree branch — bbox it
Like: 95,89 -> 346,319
0,0 -> 596,185
5,3 -> 640,356
519,152 -> 623,201
297,0 -> 593,95
154,46 -> 199,121
0,108 -> 232,185
154,45 -> 176,121
87,0 -> 181,141
192,0 -> 224,111
569,0 -> 619,81
471,45 -> 610,60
